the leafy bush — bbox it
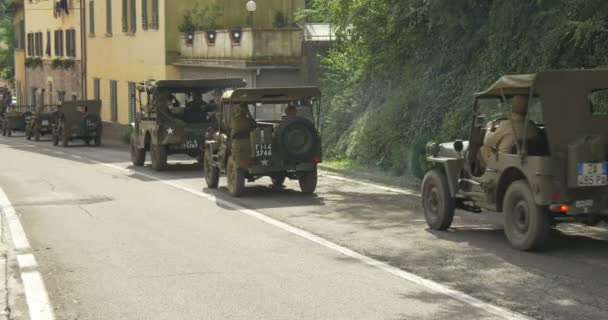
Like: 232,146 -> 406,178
308,0 -> 608,178
179,4 -> 223,32
51,58 -> 75,70
25,57 -> 42,68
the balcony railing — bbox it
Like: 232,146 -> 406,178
176,28 -> 303,68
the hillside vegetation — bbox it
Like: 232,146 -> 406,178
306,0 -> 608,178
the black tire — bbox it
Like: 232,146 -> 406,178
204,151 -> 220,189
34,129 -> 41,141
227,156 -> 246,197
421,168 -> 455,230
298,167 -> 318,194
52,132 -> 59,146
7,127 -> 11,137
274,117 -> 320,162
1,126 -> 5,136
150,144 -> 168,171
130,137 -> 146,166
61,130 -> 69,147
271,174 -> 286,188
26,131 -> 32,140
503,181 -> 550,251
94,133 -> 102,147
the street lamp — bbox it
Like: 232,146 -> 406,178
246,0 -> 257,28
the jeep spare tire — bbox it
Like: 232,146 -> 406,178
274,118 -> 319,162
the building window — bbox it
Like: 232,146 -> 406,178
110,80 -> 118,122
58,91 -> 66,104
34,32 -> 43,56
141,0 -> 148,30
26,33 -> 33,56
15,20 -> 25,49
151,0 -> 159,29
54,30 -> 64,56
65,29 -> 77,57
106,0 -> 112,35
122,0 -> 137,33
89,0 -> 95,35
31,88 -> 37,106
46,31 -> 51,56
93,78 -> 101,100
128,82 -> 136,123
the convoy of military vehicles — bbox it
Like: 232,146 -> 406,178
2,70 -> 607,251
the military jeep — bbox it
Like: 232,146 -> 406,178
130,79 -> 246,171
26,105 -> 58,141
52,100 -> 103,147
203,87 -> 322,197
1,105 -> 32,137
422,70 -> 608,251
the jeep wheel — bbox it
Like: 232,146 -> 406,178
151,145 -> 168,171
271,174 -> 286,188
204,152 -> 220,189
503,181 -> 550,251
34,129 -> 41,141
1,127 -> 5,136
26,131 -> 31,140
227,156 -> 246,197
61,131 -> 69,147
94,133 -> 102,147
52,132 -> 59,146
421,169 -> 455,230
298,167 -> 317,194
130,137 -> 146,166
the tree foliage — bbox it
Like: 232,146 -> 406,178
308,0 -> 608,177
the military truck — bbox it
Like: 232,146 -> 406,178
52,100 -> 103,147
422,70 -> 608,251
203,87 -> 322,197
1,105 -> 32,137
26,105 -> 58,141
130,78 -> 246,171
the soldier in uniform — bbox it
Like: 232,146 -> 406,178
285,104 -> 297,119
479,95 -> 542,169
231,103 -> 256,139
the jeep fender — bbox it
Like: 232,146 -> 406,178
427,157 -> 464,197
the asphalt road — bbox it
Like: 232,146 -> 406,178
0,135 -> 607,320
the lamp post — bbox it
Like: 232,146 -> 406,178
246,0 -> 257,29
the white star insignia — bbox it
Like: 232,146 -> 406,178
167,128 -> 174,135
261,160 -> 270,166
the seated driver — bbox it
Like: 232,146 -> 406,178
479,95 -> 541,169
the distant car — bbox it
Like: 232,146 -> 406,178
26,105 -> 59,141
422,70 -> 608,251
52,100 -> 103,147
203,87 -> 323,197
1,105 -> 32,137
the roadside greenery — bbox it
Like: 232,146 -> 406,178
306,0 -> 608,178
178,4 -> 223,33
0,0 -> 14,81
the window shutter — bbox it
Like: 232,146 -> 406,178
142,0 -> 148,30
130,0 -> 137,32
106,0 -> 112,35
94,78 -> 100,100
59,30 -> 64,56
152,0 -> 159,29
110,80 -> 118,122
46,32 -> 51,56
128,82 -> 136,123
89,0 -> 95,35
122,0 -> 128,32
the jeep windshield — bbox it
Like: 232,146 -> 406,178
477,96 -> 544,126
249,102 -> 314,122
161,89 -> 219,124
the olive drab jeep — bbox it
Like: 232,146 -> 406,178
203,87 -> 323,197
422,70 -> 608,251
130,79 -> 246,171
1,105 -> 32,137
26,105 -> 58,141
52,100 -> 103,147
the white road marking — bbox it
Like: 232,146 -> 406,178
17,254 -> 38,269
20,272 -> 55,320
98,162 -> 531,320
321,172 -> 420,196
0,188 -> 55,320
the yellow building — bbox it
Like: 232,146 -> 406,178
21,0 -> 84,106
12,0 -> 26,105
87,0 -> 307,125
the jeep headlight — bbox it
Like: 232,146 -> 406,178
426,142 -> 440,157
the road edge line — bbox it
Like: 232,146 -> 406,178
0,188 -> 55,320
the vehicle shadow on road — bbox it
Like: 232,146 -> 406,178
204,185 -> 326,211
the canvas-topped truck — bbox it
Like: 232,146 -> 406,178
422,70 -> 608,251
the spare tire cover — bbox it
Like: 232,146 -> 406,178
273,117 -> 320,162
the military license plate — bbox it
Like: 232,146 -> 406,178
182,140 -> 200,150
577,162 -> 608,187
42,120 -> 49,126
255,144 -> 272,157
